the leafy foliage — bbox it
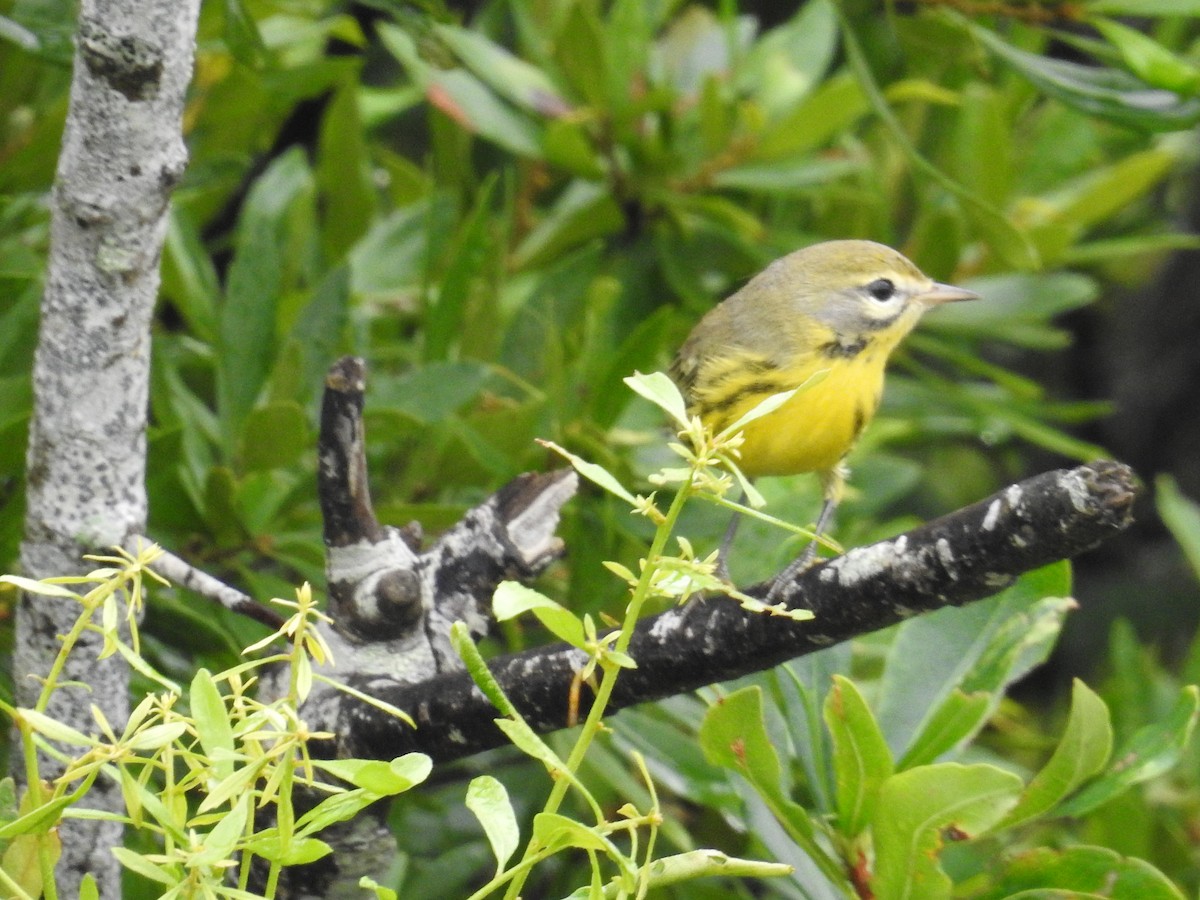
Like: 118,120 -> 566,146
2,0 -> 1200,897
0,551 -> 430,900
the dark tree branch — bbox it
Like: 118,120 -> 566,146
266,356 -> 579,735
135,544 -> 286,630
268,360 -> 1135,898
262,358 -> 580,900
341,461 -> 1136,765
311,356 -> 578,680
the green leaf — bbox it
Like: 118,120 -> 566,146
532,812 -> 608,852
244,830 -> 333,866
1156,475 -> 1200,580
700,688 -> 796,820
776,647 -> 852,814
359,876 -> 399,900
620,850 -> 793,893
18,709 -> 94,747
539,439 -> 638,506
0,793 -> 76,840
736,0 -> 837,118
311,754 -> 432,796
348,200 -> 438,298
590,307 -> 674,428
492,581 -> 586,647
239,402 -> 308,471
926,273 -> 1099,350
5,826 -> 61,900
711,158 -> 860,194
876,563 -> 1073,757
1001,679 -> 1112,829
553,1 -> 608,106
286,264 -> 351,397
317,82 -> 376,259
194,793 -> 249,864
1093,18 -> 1200,93
125,722 -> 188,751
512,180 -> 624,270
0,15 -> 38,50
898,690 -> 991,769
294,789 -> 378,834
222,0 -> 268,70
839,13 -> 1038,269
112,846 -> 178,886
0,576 -> 79,599
379,23 -> 542,158
542,120 -> 605,178
824,675 -> 894,837
1057,685 -> 1199,817
1050,149 -> 1179,236
217,149 -> 313,456
982,845 -> 1186,900
953,83 -> 1013,209
466,775 -> 520,872
870,763 -> 1023,899
972,25 -> 1200,132
493,718 -> 568,772
372,360 -> 492,424
700,687 -> 845,887
197,758 -> 267,815
162,209 -> 219,341
436,24 -> 569,117
624,371 -> 689,428
1060,232 -> 1200,266
754,72 -> 869,161
425,177 -> 498,362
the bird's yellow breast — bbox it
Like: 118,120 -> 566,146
720,352 -> 886,477
686,329 -> 905,478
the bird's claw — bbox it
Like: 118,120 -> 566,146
765,543 -> 821,602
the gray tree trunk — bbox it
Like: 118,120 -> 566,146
14,0 -> 200,895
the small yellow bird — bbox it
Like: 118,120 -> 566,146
671,239 -> 978,591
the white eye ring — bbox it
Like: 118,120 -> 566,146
866,278 -> 896,302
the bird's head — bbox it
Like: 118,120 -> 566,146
773,240 -> 978,338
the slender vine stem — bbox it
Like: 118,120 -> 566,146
500,475 -> 697,899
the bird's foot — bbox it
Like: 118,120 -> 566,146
765,543 -> 820,603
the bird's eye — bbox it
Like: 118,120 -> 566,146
866,278 -> 896,302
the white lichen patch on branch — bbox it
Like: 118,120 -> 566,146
981,498 -> 1003,531
506,471 -> 577,563
825,535 -> 918,587
984,572 -> 1014,589
935,538 -> 956,569
1004,483 -> 1024,509
328,531 -> 419,585
1060,468 -> 1093,513
648,607 -> 686,642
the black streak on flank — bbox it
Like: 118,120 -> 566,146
744,358 -> 782,375
820,336 -> 870,359
703,378 -> 793,418
851,402 -> 867,442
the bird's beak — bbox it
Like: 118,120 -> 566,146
918,282 -> 979,306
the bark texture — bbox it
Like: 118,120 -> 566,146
15,1 -> 200,895
342,461 -> 1136,765
264,357 -> 578,899
263,362 -> 1135,897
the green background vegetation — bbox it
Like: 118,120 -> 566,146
3,0 -> 1200,896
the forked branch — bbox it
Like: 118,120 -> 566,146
344,460 -> 1136,764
